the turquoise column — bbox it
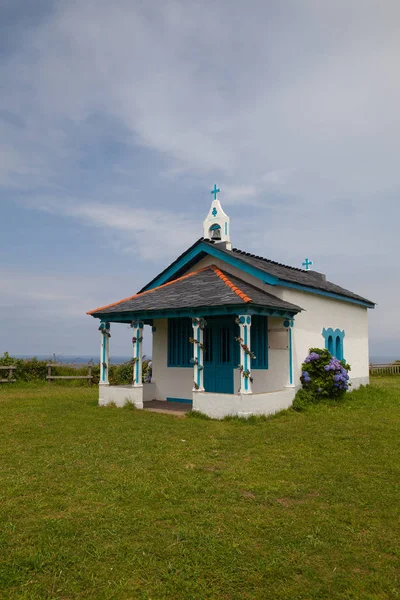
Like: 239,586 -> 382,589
132,321 -> 144,386
238,315 -> 252,394
283,319 -> 295,386
99,322 -> 110,384
192,318 -> 205,392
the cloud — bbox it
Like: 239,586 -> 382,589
0,0 -> 399,357
24,197 -> 199,261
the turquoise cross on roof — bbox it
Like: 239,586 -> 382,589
302,258 -> 313,271
211,184 -> 220,200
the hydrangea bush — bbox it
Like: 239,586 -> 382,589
293,348 -> 351,410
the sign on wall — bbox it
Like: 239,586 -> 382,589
268,329 -> 289,350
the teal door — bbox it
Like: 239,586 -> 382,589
204,317 -> 235,394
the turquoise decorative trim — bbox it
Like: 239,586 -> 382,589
140,242 -> 279,291
136,335 -> 140,384
211,184 -> 220,199
225,223 -> 228,235
322,327 -> 345,361
136,240 -> 373,310
212,207 -> 218,217
102,332 -> 107,383
92,305 -> 298,324
197,326 -> 201,388
138,241 -> 372,308
244,325 -> 248,392
279,280 -> 374,308
166,397 -> 192,404
288,327 -> 293,385
209,224 -> 220,230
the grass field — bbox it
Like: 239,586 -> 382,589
1,379 -> 399,599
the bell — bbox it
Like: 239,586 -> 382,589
211,227 -> 221,240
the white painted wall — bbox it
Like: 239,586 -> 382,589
282,288 -> 370,388
99,384 -> 143,408
152,319 -> 193,401
193,388 -> 295,419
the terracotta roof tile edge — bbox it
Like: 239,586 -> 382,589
211,265 -> 252,303
87,265 -> 211,315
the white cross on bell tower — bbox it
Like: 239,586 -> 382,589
203,185 -> 232,250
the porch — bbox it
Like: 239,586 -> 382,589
88,264 -> 302,418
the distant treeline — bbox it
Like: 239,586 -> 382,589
0,353 -> 151,385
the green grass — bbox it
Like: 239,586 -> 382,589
0,379 -> 399,599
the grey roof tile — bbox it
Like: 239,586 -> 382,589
138,239 -> 374,307
89,266 -> 302,316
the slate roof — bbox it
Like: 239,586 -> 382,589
139,238 -> 375,307
88,265 -> 302,316
223,244 -> 375,306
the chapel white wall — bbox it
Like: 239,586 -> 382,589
151,318 -> 193,401
281,288 -> 370,385
193,388 -> 295,419
186,255 -> 370,386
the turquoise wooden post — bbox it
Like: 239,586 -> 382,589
192,318 -> 205,392
283,319 -> 294,386
99,322 -> 110,385
132,321 -> 144,387
237,315 -> 252,394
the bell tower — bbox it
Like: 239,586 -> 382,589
203,185 -> 231,250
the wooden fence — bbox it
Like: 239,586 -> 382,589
0,365 -> 16,383
369,363 -> 400,375
46,364 -> 93,383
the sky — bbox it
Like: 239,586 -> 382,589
1,0 -> 399,360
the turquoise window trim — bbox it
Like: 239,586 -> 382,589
322,327 -> 345,361
168,318 -> 192,368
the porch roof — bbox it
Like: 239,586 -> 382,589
88,264 -> 302,322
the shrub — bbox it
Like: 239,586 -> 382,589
0,352 -> 48,381
0,353 -> 151,385
293,348 -> 351,410
292,388 -> 316,411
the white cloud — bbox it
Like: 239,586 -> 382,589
25,197 -> 199,261
1,0 -> 400,356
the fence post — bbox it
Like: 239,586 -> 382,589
88,365 -> 92,385
48,364 -> 52,383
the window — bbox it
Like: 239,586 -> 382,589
322,328 -> 345,361
251,315 -> 269,369
168,318 -> 192,367
328,335 -> 334,355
